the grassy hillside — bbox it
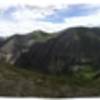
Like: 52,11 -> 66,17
0,63 -> 100,97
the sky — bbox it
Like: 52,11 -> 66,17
0,0 -> 100,36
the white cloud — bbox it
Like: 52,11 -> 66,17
0,19 -> 67,37
11,6 -> 56,21
0,0 -> 100,10
1,6 -> 100,36
64,10 -> 100,27
0,20 -> 16,36
0,0 -> 100,36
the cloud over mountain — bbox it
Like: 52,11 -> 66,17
0,0 -> 100,36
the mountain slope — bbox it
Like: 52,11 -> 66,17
0,37 -> 5,47
0,30 -> 53,64
0,27 -> 100,97
0,62 -> 100,97
15,27 -> 100,74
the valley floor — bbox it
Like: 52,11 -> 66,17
0,63 -> 100,98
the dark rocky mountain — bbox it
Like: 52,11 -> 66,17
1,27 -> 100,97
0,30 -> 53,64
15,27 -> 100,74
0,37 -> 5,47
1,27 -> 100,74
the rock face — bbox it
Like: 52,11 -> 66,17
0,31 -> 52,64
15,27 -> 100,74
1,27 -> 100,74
0,37 -> 5,47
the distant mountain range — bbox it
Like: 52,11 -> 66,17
1,27 -> 100,74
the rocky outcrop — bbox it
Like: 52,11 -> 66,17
0,31 -> 53,64
15,27 -> 100,74
1,27 -> 100,74
0,37 -> 5,47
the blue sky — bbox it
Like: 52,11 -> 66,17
41,4 -> 100,23
0,0 -> 100,36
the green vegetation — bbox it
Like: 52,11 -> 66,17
31,31 -> 55,41
0,63 -> 100,97
1,27 -> 100,97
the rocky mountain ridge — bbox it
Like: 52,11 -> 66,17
15,27 -> 100,74
0,30 -> 53,64
1,27 -> 100,74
